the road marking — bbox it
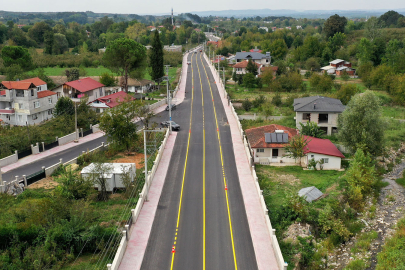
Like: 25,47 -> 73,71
199,53 -> 238,270
170,52 -> 196,270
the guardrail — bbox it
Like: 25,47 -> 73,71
203,53 -> 288,270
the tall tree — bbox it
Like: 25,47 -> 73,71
150,30 -> 164,83
323,14 -> 347,38
337,91 -> 385,157
103,38 -> 147,92
246,59 -> 258,75
1,46 -> 34,71
284,134 -> 309,166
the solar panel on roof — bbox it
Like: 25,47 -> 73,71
265,133 -> 289,143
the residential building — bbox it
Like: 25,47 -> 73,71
104,78 -> 155,95
89,91 -> 134,113
227,54 -> 236,65
246,124 -> 299,165
245,124 -> 344,169
233,60 -> 262,75
259,26 -> 269,32
0,81 -> 57,126
20,77 -> 47,91
321,59 -> 355,75
293,96 -> 345,135
296,25 -> 303,29
53,77 -> 105,103
302,136 -> 345,170
249,47 -> 262,53
164,45 -> 182,52
235,51 -> 271,66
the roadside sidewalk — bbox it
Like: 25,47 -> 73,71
118,133 -> 177,270
205,56 -> 279,269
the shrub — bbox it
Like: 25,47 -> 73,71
272,93 -> 283,106
242,98 -> 252,111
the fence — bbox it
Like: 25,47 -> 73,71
17,148 -> 32,159
26,169 -> 46,186
44,140 -> 59,151
83,129 -> 93,137
204,53 -> 288,270
0,150 -> 18,168
58,130 -> 79,145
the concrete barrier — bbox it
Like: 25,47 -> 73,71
45,160 -> 63,177
31,143 -> 40,155
92,124 -> 101,133
107,231 -> 128,270
0,151 -> 18,169
58,130 -> 79,145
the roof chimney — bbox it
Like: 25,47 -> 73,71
266,52 -> 270,57
314,103 -> 316,109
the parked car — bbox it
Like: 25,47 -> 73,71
165,104 -> 177,111
160,121 -> 180,131
194,51 -> 197,54
200,50 -> 202,52
187,61 -> 191,65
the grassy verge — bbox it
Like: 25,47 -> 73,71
376,218 -> 405,269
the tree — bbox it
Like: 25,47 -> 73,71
261,67 -> 273,87
379,10 -> 404,28
270,39 -> 288,60
335,84 -> 361,105
65,68 -> 80,82
3,64 -> 24,81
150,30 -> 164,83
364,17 -> 384,42
323,14 -> 347,38
52,33 -> 69,54
344,149 -> 377,211
1,46 -> 34,71
99,98 -> 141,151
299,122 -> 325,138
284,134 -> 309,166
103,38 -> 147,92
357,38 -> 374,65
246,59 -> 258,75
305,57 -> 320,71
84,162 -> 113,201
54,97 -> 74,117
261,102 -> 273,120
99,73 -> 117,87
337,91 -> 385,156
243,73 -> 256,88
43,30 -> 54,54
28,21 -> 52,44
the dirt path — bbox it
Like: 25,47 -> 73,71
330,160 -> 405,269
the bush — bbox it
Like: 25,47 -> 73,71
252,95 -> 266,108
271,93 -> 283,106
242,98 -> 252,111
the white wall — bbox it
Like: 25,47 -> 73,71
252,147 -> 299,164
303,152 -> 341,170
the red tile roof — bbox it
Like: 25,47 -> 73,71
261,66 -> 278,72
250,48 -> 262,53
233,60 -> 261,69
65,77 -> 105,93
37,90 -> 57,99
303,136 -> 345,158
0,90 -> 5,96
94,91 -> 133,108
1,81 -> 35,90
245,124 -> 298,148
20,77 -> 46,86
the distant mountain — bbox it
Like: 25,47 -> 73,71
190,8 -> 405,19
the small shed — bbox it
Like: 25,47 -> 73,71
81,163 -> 136,192
298,186 -> 323,203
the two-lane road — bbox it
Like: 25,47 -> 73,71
140,51 -> 257,270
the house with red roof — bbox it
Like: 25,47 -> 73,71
88,91 -> 134,113
245,124 -> 344,169
0,79 -> 57,126
232,60 -> 262,75
53,77 -> 105,103
20,77 -> 47,91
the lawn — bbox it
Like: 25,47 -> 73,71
29,66 -> 118,76
256,165 -> 345,209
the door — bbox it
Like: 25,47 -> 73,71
272,148 -> 279,158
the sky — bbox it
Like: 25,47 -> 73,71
1,0 -> 404,15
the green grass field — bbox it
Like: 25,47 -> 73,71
29,66 -> 118,76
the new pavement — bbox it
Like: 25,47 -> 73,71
140,52 -> 257,270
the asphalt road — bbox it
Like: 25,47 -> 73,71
141,52 -> 257,270
1,110 -> 171,183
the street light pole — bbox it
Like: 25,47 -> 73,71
74,102 -> 78,143
165,65 -> 172,134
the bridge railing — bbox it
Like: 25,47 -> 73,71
203,53 -> 288,270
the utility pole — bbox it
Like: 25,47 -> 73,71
165,65 -> 172,134
74,102 -> 78,143
223,67 -> 226,97
217,55 -> 220,71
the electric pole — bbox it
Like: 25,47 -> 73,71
74,102 -> 78,143
165,65 -> 172,134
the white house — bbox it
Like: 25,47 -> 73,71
245,124 -> 344,169
232,60 -> 262,75
81,163 -> 136,192
52,77 -> 105,103
235,51 -> 271,66
293,96 -> 346,136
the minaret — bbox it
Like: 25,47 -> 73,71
171,8 -> 174,26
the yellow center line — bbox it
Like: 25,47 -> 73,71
170,52 -> 196,270
199,53 -> 238,270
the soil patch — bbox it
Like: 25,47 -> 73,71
26,177 -> 59,189
113,152 -> 145,168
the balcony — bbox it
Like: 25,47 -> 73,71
0,108 -> 15,114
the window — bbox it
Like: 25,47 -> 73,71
257,149 -> 264,152
48,98 -> 52,104
32,113 -> 38,120
19,103 -> 23,109
322,158 -> 329,164
302,113 -> 311,120
99,88 -> 103,96
311,155 -> 314,158
34,101 -> 40,108
48,109 -> 53,115
88,91 -> 93,96
37,86 -> 41,91
16,90 -> 24,97
18,115 -> 22,122
31,89 -> 34,96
